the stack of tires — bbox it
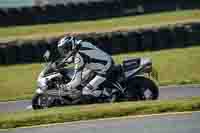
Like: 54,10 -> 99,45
0,22 -> 200,65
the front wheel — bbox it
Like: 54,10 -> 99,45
126,77 -> 159,101
32,94 -> 55,110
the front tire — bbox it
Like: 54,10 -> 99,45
126,76 -> 159,101
32,94 -> 54,110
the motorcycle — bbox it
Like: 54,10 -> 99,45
32,50 -> 159,110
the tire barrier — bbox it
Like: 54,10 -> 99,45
0,22 -> 200,65
16,41 -> 33,63
141,0 -> 176,13
172,25 -> 188,48
110,31 -> 128,54
95,33 -> 113,54
0,45 -> 7,64
0,0 -> 200,26
139,29 -> 154,51
0,43 -> 18,64
152,27 -> 175,50
126,31 -> 140,51
184,23 -> 200,45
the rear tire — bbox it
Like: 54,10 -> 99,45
126,76 -> 159,101
108,93 -> 118,103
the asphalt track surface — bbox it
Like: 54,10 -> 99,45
0,85 -> 200,113
1,111 -> 200,133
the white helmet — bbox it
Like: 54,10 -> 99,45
57,36 -> 81,56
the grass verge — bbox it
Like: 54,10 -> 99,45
0,9 -> 200,42
1,46 -> 200,101
1,97 -> 200,129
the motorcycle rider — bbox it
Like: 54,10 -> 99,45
56,36 -> 114,99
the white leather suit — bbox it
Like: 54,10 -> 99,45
62,40 -> 113,97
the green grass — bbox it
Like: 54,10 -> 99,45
0,46 -> 200,102
0,10 -> 200,42
0,64 -> 40,101
115,46 -> 200,86
1,97 -> 200,129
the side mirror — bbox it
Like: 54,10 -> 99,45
43,50 -> 51,62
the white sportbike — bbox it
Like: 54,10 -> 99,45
32,50 -> 159,109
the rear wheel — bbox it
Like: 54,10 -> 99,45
126,76 -> 159,101
106,92 -> 119,103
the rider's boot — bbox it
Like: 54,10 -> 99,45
82,84 -> 102,103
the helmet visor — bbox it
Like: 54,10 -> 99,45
58,46 -> 71,57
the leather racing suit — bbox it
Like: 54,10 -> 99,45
63,41 -> 113,97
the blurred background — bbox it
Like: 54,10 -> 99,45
0,0 -> 200,102
0,0 -> 110,8
0,0 -> 34,8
